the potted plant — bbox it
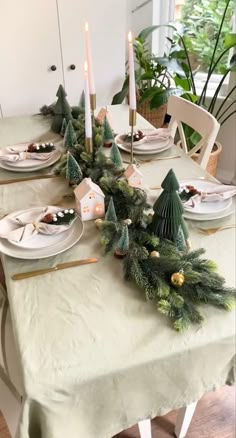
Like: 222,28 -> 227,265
159,0 -> 236,175
111,28 -> 182,128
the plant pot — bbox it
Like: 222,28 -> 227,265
191,141 -> 222,177
137,100 -> 167,128
177,140 -> 222,177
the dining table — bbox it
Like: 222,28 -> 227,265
0,104 -> 235,438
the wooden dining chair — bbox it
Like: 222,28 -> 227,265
0,284 -> 23,438
167,95 -> 220,170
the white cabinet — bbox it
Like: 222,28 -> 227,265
58,0 -> 127,106
0,0 -> 127,117
0,0 -> 64,117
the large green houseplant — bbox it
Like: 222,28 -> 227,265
159,0 -> 236,148
111,28 -> 182,127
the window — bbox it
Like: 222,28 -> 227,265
152,0 -> 235,95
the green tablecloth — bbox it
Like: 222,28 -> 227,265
0,106 -> 235,438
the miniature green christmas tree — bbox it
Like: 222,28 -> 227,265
114,224 -> 129,258
60,118 -> 67,137
103,115 -> 114,147
66,151 -> 83,185
64,120 -> 77,151
150,169 -> 189,251
110,142 -> 123,168
105,197 -> 117,222
79,90 -> 85,108
51,84 -> 72,133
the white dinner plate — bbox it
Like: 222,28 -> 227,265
115,134 -> 174,155
180,179 -> 232,215
0,144 -> 61,172
183,199 -> 235,221
0,207 -> 84,259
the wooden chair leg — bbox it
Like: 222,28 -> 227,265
175,402 -> 197,438
138,419 -> 152,438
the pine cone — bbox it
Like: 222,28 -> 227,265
41,213 -> 53,224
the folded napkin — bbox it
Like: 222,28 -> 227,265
143,128 -> 171,143
0,207 -> 75,242
0,151 -> 55,163
183,184 -> 236,208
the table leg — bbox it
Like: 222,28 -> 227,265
175,402 -> 197,438
138,419 -> 152,438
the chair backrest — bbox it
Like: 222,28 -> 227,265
167,95 -> 220,170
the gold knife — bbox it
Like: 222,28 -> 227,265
12,258 -> 98,280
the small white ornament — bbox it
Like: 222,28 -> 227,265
69,209 -> 74,214
53,217 -> 58,222
57,212 -> 64,217
74,178 -> 105,222
124,164 -> 143,188
124,218 -> 132,225
64,209 -> 69,214
150,250 -> 160,258
36,145 -> 40,150
50,142 -> 53,146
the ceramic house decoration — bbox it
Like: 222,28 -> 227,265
124,164 -> 143,188
74,178 -> 105,221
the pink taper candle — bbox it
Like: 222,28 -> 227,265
85,22 -> 96,95
84,61 -> 92,138
128,31 -> 136,110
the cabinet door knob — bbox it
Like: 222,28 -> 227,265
70,64 -> 76,70
50,65 -> 57,71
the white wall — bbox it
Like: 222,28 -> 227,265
127,0 -> 153,37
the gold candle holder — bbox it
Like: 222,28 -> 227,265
85,137 -> 93,154
90,94 -> 96,112
129,109 -> 136,164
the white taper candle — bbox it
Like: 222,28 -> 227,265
128,31 -> 136,110
84,61 -> 92,138
85,22 -> 96,95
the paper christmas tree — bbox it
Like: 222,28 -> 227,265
66,152 -> 83,185
64,120 -> 77,150
105,197 -> 117,222
150,169 -> 189,250
51,84 -> 72,133
110,142 -> 123,168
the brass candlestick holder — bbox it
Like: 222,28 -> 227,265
85,137 -> 93,154
90,94 -> 96,121
129,109 -> 137,164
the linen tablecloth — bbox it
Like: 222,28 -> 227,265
0,106 -> 235,438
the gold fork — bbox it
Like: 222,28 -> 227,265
197,225 -> 236,235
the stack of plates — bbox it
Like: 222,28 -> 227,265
0,143 -> 61,172
0,207 -> 84,259
180,179 -> 235,221
115,133 -> 174,155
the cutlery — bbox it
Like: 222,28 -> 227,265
12,258 -> 98,280
0,174 -> 59,185
138,155 -> 181,163
197,225 -> 236,235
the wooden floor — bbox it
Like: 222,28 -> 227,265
0,386 -> 235,438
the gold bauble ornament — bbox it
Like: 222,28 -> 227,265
95,218 -> 103,227
150,250 -> 160,258
171,272 -> 185,287
124,218 -> 132,226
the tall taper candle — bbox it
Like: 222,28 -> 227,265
128,31 -> 136,111
84,61 -> 92,149
85,22 -> 96,95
